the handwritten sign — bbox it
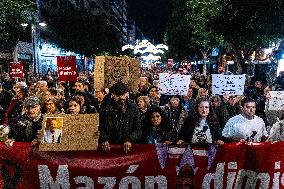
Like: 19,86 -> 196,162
212,74 -> 246,95
9,62 -> 24,78
267,91 -> 284,110
57,56 -> 78,81
158,73 -> 190,95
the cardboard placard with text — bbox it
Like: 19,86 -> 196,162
39,114 -> 99,151
94,56 -> 140,92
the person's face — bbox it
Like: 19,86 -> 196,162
228,96 -> 237,106
57,93 -> 64,100
255,82 -> 262,89
112,92 -> 128,104
137,99 -> 147,110
170,97 -> 180,108
264,87 -> 270,95
84,84 -> 89,91
45,91 -> 51,99
12,85 -> 18,93
242,102 -> 256,119
198,101 -> 210,118
149,88 -> 157,97
68,101 -> 81,114
95,91 -> 105,102
45,101 -> 56,113
151,112 -> 162,126
58,83 -> 65,90
190,81 -> 196,88
199,90 -> 208,98
74,82 -> 84,92
39,83 -> 48,92
15,88 -> 24,100
187,89 -> 193,98
139,78 -> 147,87
29,83 -> 36,90
75,95 -> 85,105
50,120 -> 60,132
211,98 -> 220,108
28,105 -> 41,119
153,80 -> 159,87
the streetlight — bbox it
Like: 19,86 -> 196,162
21,21 -> 46,74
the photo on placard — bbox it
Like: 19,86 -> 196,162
43,117 -> 63,143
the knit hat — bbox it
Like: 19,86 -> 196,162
24,96 -> 40,108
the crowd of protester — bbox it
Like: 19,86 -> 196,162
0,68 -> 284,153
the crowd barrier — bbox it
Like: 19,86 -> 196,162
0,142 -> 284,188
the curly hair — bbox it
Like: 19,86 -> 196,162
109,82 -> 129,96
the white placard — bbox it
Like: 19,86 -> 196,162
212,74 -> 246,95
268,91 -> 284,110
158,73 -> 191,95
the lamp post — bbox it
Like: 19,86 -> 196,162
20,0 -> 45,74
21,21 -> 46,75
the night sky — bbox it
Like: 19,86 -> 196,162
126,0 -> 172,44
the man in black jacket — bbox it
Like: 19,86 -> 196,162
99,82 -> 142,153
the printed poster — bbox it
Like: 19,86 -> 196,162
57,56 -> 77,81
268,91 -> 284,110
158,73 -> 190,95
9,62 -> 24,78
212,74 -> 246,95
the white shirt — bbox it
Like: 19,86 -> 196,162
222,114 -> 268,142
44,129 -> 62,143
191,118 -> 213,144
269,120 -> 284,141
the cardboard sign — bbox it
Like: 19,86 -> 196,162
39,114 -> 99,151
158,73 -> 191,95
212,74 -> 246,95
268,91 -> 284,110
9,62 -> 24,78
57,56 -> 78,81
94,56 -> 140,92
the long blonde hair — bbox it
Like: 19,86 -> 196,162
137,96 -> 151,109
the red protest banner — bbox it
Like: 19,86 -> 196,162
9,62 -> 24,78
1,142 -> 284,188
57,56 -> 78,81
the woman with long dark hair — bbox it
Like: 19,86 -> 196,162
142,106 -> 171,144
177,98 -> 224,146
